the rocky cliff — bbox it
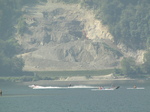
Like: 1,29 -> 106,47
16,0 -> 144,71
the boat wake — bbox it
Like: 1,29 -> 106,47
28,85 -> 98,89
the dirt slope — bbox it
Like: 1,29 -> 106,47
16,0 -> 144,71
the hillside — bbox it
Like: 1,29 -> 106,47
16,0 -> 144,71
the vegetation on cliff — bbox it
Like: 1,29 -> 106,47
60,0 -> 150,50
57,0 -> 150,77
0,0 -> 150,78
0,0 -> 44,76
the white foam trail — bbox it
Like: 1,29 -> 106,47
91,88 -> 115,91
68,85 -> 97,89
29,85 -> 98,89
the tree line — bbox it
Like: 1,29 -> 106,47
114,50 -> 150,78
0,0 -> 45,76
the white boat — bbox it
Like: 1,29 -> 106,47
127,87 -> 145,89
91,86 -> 120,91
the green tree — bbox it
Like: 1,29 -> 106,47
11,57 -> 24,75
121,57 -> 137,77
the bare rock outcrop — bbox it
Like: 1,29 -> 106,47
16,1 -> 143,71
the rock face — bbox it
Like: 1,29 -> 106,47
16,1 -> 143,71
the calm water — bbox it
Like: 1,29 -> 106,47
0,81 -> 150,112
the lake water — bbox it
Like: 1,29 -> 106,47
0,80 -> 150,112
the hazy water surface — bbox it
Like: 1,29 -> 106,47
0,81 -> 150,112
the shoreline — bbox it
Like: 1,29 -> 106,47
22,76 -> 145,86
1,74 -> 148,86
